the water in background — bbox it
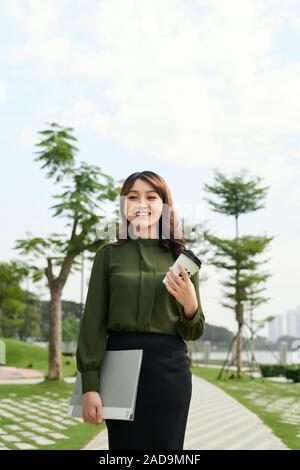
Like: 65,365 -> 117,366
193,350 -> 298,365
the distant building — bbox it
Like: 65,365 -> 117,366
286,308 -> 300,339
268,315 -> 284,342
268,307 -> 300,342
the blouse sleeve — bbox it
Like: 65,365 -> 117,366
175,269 -> 206,341
76,244 -> 109,394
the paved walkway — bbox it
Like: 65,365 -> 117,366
0,366 -> 44,381
83,374 -> 288,450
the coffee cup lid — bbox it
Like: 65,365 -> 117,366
182,249 -> 202,269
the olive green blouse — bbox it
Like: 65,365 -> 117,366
76,237 -> 206,394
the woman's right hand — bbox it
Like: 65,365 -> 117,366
82,391 -> 104,424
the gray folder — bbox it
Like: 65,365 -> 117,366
68,349 -> 143,421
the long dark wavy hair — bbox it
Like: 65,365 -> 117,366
110,171 -> 187,260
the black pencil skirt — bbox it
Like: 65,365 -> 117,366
104,328 -> 192,450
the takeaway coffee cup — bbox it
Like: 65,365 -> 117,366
162,249 -> 202,284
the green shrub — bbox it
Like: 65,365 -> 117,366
285,366 -> 300,383
259,364 -> 286,377
259,363 -> 300,382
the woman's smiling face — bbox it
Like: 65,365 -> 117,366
124,178 -> 163,236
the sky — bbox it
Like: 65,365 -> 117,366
1,0 -> 300,337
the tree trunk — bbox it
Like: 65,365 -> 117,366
235,302 -> 243,378
48,287 -> 63,380
45,252 -> 76,381
236,322 -> 243,377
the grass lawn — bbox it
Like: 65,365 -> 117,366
0,338 -> 104,450
0,380 -> 105,450
192,366 -> 300,450
0,337 -> 77,378
3,338 -> 299,450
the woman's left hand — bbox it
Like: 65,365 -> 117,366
164,262 -> 198,315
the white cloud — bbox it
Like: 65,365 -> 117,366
2,0 -> 300,330
2,0 -> 299,184
3,0 -> 299,195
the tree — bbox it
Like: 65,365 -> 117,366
243,274 -> 274,369
204,169 -> 273,377
15,122 -> 121,381
0,261 -> 30,338
62,315 -> 80,342
21,291 -> 43,340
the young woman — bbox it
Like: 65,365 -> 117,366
76,170 -> 206,450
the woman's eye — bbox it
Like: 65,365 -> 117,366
128,196 -> 157,200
